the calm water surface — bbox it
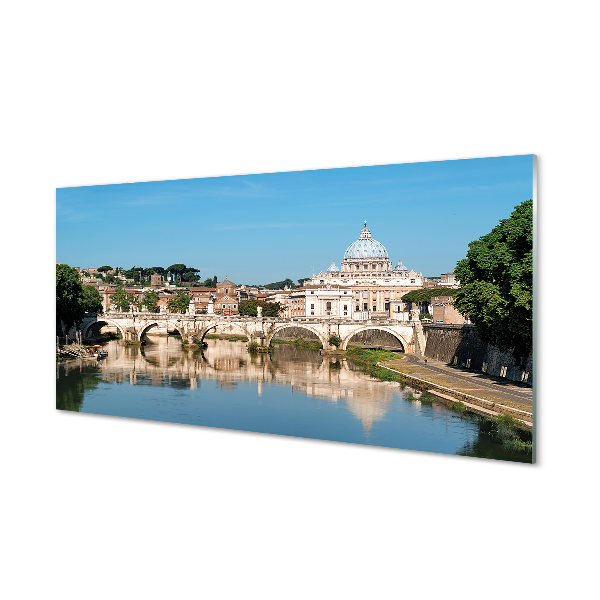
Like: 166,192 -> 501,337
56,337 -> 531,462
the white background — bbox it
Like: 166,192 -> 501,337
2,2 -> 598,598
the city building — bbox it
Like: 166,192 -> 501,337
214,278 -> 238,315
303,285 -> 353,318
289,289 -> 307,318
189,288 -> 214,313
440,272 -> 459,287
430,296 -> 470,324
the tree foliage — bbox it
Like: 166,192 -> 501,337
97,265 -> 113,273
142,290 -> 159,313
56,264 -> 86,335
82,285 -> 103,314
453,199 -> 533,364
166,264 -> 187,283
401,287 -> 459,304
203,277 -> 216,288
238,299 -> 282,317
167,290 -> 191,313
297,278 -> 311,287
263,278 -> 296,290
111,288 -> 136,312
182,268 -> 201,282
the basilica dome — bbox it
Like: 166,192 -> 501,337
343,222 -> 389,260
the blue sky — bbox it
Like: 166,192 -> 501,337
56,155 -> 533,285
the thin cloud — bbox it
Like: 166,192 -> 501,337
212,222 -> 315,231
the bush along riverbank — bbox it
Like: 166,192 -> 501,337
247,341 -> 274,354
346,346 -> 532,455
345,346 -> 406,382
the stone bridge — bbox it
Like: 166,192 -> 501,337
79,312 -> 425,353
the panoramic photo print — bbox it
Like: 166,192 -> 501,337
56,155 -> 535,462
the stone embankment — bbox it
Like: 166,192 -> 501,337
378,354 -> 533,428
422,324 -> 533,385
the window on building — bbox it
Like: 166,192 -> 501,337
385,303 -> 390,310
373,305 -> 377,311
343,305 -> 347,311
410,279 -> 415,283
311,304 -> 314,309
311,311 -> 314,315
363,303 -> 368,310
362,292 -> 368,298
355,305 -> 359,311
311,291 -> 314,294
326,302 -> 331,310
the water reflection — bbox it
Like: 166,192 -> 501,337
58,337 -> 414,432
56,337 -> 531,462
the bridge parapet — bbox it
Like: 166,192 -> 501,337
82,312 -> 422,353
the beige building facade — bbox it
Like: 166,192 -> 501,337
304,222 -> 426,320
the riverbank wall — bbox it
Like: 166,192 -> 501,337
422,324 -> 533,385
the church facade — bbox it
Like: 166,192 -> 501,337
304,222 -> 426,320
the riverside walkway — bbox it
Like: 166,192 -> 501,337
380,353 -> 533,413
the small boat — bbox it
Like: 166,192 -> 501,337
83,345 -> 108,359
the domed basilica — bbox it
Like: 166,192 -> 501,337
308,222 -> 423,287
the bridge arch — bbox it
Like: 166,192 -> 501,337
82,318 -> 126,340
341,326 -> 407,352
195,321 -> 224,343
138,321 -> 165,339
267,324 -> 327,347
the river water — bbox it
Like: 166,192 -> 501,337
56,337 -> 531,462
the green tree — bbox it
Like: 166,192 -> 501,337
453,199 -> 533,365
182,267 -> 201,282
110,288 -> 136,312
238,299 -> 282,317
401,287 -> 459,313
166,263 -> 187,284
124,267 -> 144,283
297,278 -> 311,286
263,278 -> 296,290
97,265 -> 113,273
141,290 -> 159,313
203,277 -> 216,288
56,264 -> 86,336
167,290 -> 191,313
82,285 -> 103,313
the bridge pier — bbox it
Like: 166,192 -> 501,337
124,328 -> 139,342
250,333 -> 269,347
